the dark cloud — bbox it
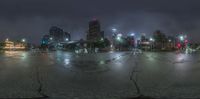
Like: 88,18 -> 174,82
0,0 -> 200,44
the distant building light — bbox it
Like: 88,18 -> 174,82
65,38 -> 69,41
185,39 -> 188,43
112,28 -> 117,32
42,41 -> 46,44
130,33 -> 135,36
117,33 -> 122,37
141,41 -> 150,45
142,33 -> 146,36
184,35 -> 187,38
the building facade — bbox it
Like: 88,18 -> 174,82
87,19 -> 104,41
49,26 -> 71,42
3,39 -> 26,50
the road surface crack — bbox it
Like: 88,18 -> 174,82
35,65 -> 49,98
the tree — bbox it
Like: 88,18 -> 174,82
94,38 -> 111,48
0,42 -> 5,49
104,38 -> 111,47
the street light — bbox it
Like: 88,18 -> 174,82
149,37 -> 154,42
22,38 -> 26,43
179,35 -> 184,41
100,38 -> 104,41
117,36 -> 121,41
116,33 -> 123,41
65,38 -> 69,41
149,37 -> 155,51
50,37 -> 53,41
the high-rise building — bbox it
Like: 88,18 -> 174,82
49,26 -> 71,42
87,19 -> 104,41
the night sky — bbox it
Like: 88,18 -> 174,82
0,0 -> 200,44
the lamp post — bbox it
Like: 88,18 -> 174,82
22,38 -> 26,43
111,28 -> 118,50
116,33 -> 122,50
149,37 -> 155,51
178,34 -> 188,50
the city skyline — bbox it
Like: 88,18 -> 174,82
0,0 -> 200,44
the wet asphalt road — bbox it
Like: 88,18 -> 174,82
0,51 -> 200,99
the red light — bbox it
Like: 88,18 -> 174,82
177,43 -> 181,48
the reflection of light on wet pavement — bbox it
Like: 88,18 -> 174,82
175,54 -> 188,64
115,61 -> 123,68
109,51 -> 114,53
4,51 -> 27,59
4,51 -> 19,57
174,54 -> 191,76
116,56 -> 121,60
63,58 -> 72,69
64,59 -> 70,65
145,53 -> 158,62
21,52 -> 28,60
100,60 -> 105,65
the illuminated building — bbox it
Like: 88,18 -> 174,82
127,35 -> 135,48
49,26 -> 71,42
3,39 -> 26,50
87,19 -> 104,41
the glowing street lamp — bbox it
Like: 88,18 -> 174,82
100,38 -> 104,41
22,38 -> 26,43
116,33 -> 122,41
179,35 -> 184,41
149,37 -> 155,51
65,38 -> 69,41
149,37 -> 154,42
117,36 -> 121,41
50,37 -> 53,41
